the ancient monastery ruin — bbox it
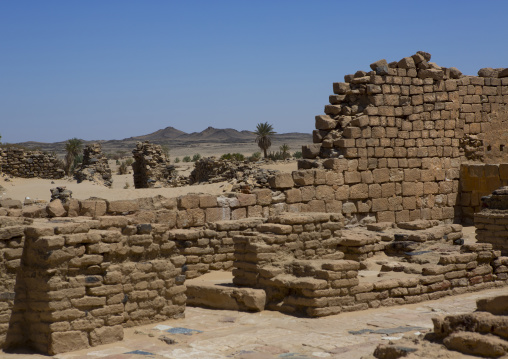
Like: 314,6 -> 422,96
1,51 -> 508,355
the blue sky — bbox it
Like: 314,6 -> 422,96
1,1 -> 507,143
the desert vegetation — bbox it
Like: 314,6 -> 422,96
64,138 -> 83,175
254,122 -> 276,158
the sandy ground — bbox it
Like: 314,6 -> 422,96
3,287 -> 506,359
0,161 -> 297,203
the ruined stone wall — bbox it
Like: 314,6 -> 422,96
132,141 -> 174,188
75,143 -> 112,187
0,148 -> 64,179
233,213 -> 507,317
2,217 -> 185,355
0,218 -> 31,348
459,164 -> 508,224
300,52 -> 508,223
474,186 -> 508,255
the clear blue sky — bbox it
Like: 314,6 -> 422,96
1,1 -> 507,143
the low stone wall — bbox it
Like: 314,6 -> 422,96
0,148 -> 64,179
0,218 -> 31,347
2,217 -> 185,355
459,163 -> 508,224
233,214 -> 508,317
169,218 -> 266,279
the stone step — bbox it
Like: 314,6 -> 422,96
186,271 -> 265,312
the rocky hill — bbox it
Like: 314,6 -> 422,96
12,126 -> 311,157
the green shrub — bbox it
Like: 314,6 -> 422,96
267,151 -> 284,161
183,156 -> 191,162
192,153 -> 201,162
174,157 -> 180,163
248,152 -> 261,162
221,153 -> 245,161
293,151 -> 302,159
118,161 -> 129,175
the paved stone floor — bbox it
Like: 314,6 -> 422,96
2,287 -> 507,359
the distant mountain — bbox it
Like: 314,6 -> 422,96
128,126 -> 186,141
177,127 -> 254,142
128,126 -> 309,144
12,126 -> 311,155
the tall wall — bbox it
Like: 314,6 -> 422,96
0,148 -> 65,179
300,52 -> 508,223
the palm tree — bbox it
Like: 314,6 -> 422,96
254,122 -> 276,159
280,143 -> 290,160
64,138 -> 83,175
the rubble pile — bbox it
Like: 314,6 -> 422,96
131,141 -> 175,188
189,157 -> 278,192
75,143 -> 112,186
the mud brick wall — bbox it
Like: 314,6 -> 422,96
459,164 -> 508,224
0,148 -> 64,179
3,217 -> 185,355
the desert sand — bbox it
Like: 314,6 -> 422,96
0,160 -> 298,203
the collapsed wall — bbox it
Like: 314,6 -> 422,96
0,148 -> 65,179
300,51 -> 508,223
75,143 -> 112,187
132,141 -> 175,188
233,213 -> 507,317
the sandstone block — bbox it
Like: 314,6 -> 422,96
49,331 -> 89,355
80,200 -> 107,217
107,200 -> 139,214
315,115 -> 336,130
47,199 -> 67,217
398,57 -> 415,69
269,173 -> 294,189
90,325 -> 124,346
369,59 -> 389,75
302,144 -> 321,159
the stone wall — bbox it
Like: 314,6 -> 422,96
0,217 -> 31,348
132,141 -> 174,188
2,217 -> 185,355
233,213 -> 507,317
0,148 -> 64,179
459,164 -> 508,224
300,52 -> 508,224
75,143 -> 112,187
475,186 -> 508,255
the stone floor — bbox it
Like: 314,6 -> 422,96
2,286 -> 507,359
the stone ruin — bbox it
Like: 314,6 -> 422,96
0,147 -> 64,179
131,141 -> 175,188
0,52 -> 507,355
75,143 -> 112,187
189,156 -> 278,192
